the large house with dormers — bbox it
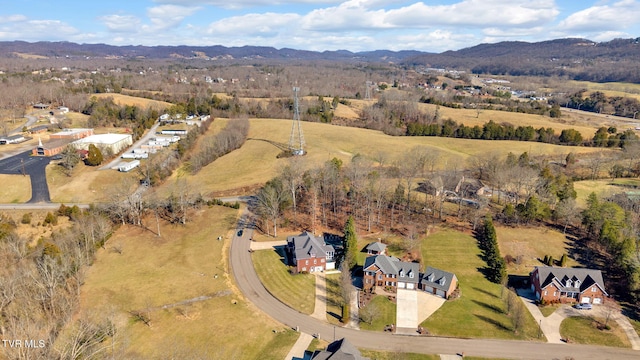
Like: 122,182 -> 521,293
287,232 -> 335,273
530,266 -> 607,304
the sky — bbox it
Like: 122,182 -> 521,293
1,0 -> 639,53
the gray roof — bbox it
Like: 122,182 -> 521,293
420,266 -> 457,291
534,266 -> 607,295
365,241 -> 386,253
287,232 -> 334,262
311,338 -> 369,360
363,255 -> 420,284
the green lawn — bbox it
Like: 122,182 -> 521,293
560,316 -> 631,348
359,295 -> 396,331
360,350 -> 439,360
539,304 -> 562,317
325,274 -> 344,325
252,248 -> 316,314
419,229 -> 541,340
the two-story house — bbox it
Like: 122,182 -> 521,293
287,232 -> 335,273
363,255 -> 420,291
530,266 -> 607,304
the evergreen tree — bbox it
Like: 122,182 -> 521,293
344,216 -> 358,266
86,144 -> 104,166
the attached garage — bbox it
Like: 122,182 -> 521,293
407,283 -> 415,290
436,289 -> 446,297
423,286 -> 434,294
398,282 -> 406,289
581,297 -> 590,303
593,298 -> 602,304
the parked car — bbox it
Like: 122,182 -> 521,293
574,303 -> 593,310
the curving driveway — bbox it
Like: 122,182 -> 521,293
229,208 -> 639,360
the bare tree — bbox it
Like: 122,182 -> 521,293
255,178 -> 288,237
280,157 -> 305,222
359,300 -> 379,325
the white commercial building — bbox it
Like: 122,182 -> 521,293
72,133 -> 133,154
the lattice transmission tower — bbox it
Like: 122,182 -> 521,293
365,81 -> 372,100
288,87 -> 305,155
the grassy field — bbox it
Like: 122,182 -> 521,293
93,93 -> 173,110
360,350 -> 439,359
252,248 -> 316,315
75,206 -> 297,359
418,103 -> 599,138
496,226 -> 579,276
46,161 -> 139,203
0,174 -> 31,203
325,273 -> 344,325
176,118 -> 605,195
560,316 -> 631,348
574,178 -> 640,207
358,296 -> 397,331
419,229 -> 541,340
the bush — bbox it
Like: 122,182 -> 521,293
21,213 -> 32,225
43,212 -> 58,226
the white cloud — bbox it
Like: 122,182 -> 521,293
207,12 -> 300,36
558,0 -> 640,32
99,14 -> 142,33
146,4 -> 200,30
0,18 -> 81,42
301,0 -> 559,32
152,0 -> 343,10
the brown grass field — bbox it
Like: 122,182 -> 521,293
73,206 -> 297,359
93,93 -> 173,110
417,103 -> 603,138
0,174 -> 31,203
170,118 -> 608,195
573,178 -> 640,207
46,161 -> 139,203
496,226 -> 579,276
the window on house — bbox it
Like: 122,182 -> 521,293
305,260 -> 309,265
409,272 -> 414,278
592,287 -> 596,292
544,291 -> 547,295
553,291 -> 557,296
378,274 -> 383,280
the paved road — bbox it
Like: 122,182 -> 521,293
0,150 -> 51,202
100,121 -> 160,170
229,209 -> 639,359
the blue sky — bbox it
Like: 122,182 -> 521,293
1,0 -> 639,52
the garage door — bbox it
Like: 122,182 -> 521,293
581,297 -> 590,303
436,289 -> 445,298
398,282 -> 406,289
407,283 -> 415,290
424,286 -> 434,294
593,298 -> 602,304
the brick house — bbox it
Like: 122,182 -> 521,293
530,266 -> 607,304
420,266 -> 458,299
286,232 -> 335,273
363,255 -> 420,291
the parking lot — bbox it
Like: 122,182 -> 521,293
0,150 -> 51,203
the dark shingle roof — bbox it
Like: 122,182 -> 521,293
287,232 -> 334,262
365,241 -> 386,253
420,266 -> 457,292
311,338 -> 370,360
363,255 -> 419,284
534,266 -> 607,295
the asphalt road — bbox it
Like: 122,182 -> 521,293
0,150 -> 51,203
229,208 -> 640,359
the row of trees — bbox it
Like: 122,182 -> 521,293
185,117 -> 250,174
476,216 -> 507,284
